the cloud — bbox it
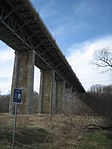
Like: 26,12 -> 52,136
34,66 -> 40,93
67,35 -> 112,91
0,50 -> 14,63
0,43 -> 14,94
39,0 -> 58,19
0,42 -> 40,94
0,35 -> 112,94
54,23 -> 90,38
73,0 -> 98,18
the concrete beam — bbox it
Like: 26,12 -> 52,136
9,50 -> 35,114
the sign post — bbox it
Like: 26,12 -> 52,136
12,88 -> 22,149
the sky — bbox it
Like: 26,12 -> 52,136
0,0 -> 112,94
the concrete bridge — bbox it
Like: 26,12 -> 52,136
0,0 -> 85,114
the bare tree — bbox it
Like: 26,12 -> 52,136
89,84 -> 112,94
92,48 -> 112,71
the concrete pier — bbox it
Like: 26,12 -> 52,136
56,80 -> 65,113
9,50 -> 35,114
65,86 -> 73,102
38,70 -> 56,113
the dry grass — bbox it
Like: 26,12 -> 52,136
0,113 -> 110,149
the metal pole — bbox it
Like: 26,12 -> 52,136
12,103 -> 17,149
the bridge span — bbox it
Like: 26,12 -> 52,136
0,0 -> 85,114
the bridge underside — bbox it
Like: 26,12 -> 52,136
0,0 -> 85,114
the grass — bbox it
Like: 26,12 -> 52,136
0,144 -> 31,149
1,130 -> 112,149
77,130 -> 112,149
0,126 -> 54,148
0,144 -> 58,149
0,114 -> 112,148
0,144 -> 49,149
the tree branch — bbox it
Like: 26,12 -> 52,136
92,48 -> 112,71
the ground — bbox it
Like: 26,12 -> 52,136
0,113 -> 112,149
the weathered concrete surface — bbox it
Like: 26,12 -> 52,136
38,70 -> 56,113
65,87 -> 73,102
56,80 -> 65,113
50,70 -> 56,114
9,50 -> 35,114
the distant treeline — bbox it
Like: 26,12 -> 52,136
0,92 -> 38,113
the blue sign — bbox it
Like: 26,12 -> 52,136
13,88 -> 22,104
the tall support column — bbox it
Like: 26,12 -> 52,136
38,70 -> 56,113
72,91 -> 80,114
26,51 -> 35,114
38,70 -> 44,114
9,51 -> 19,115
9,50 -> 35,114
56,80 -> 65,113
71,90 -> 76,113
50,70 -> 56,114
69,87 -> 73,101
65,86 -> 72,102
62,81 -> 66,112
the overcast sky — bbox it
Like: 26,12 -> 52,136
0,0 -> 112,94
